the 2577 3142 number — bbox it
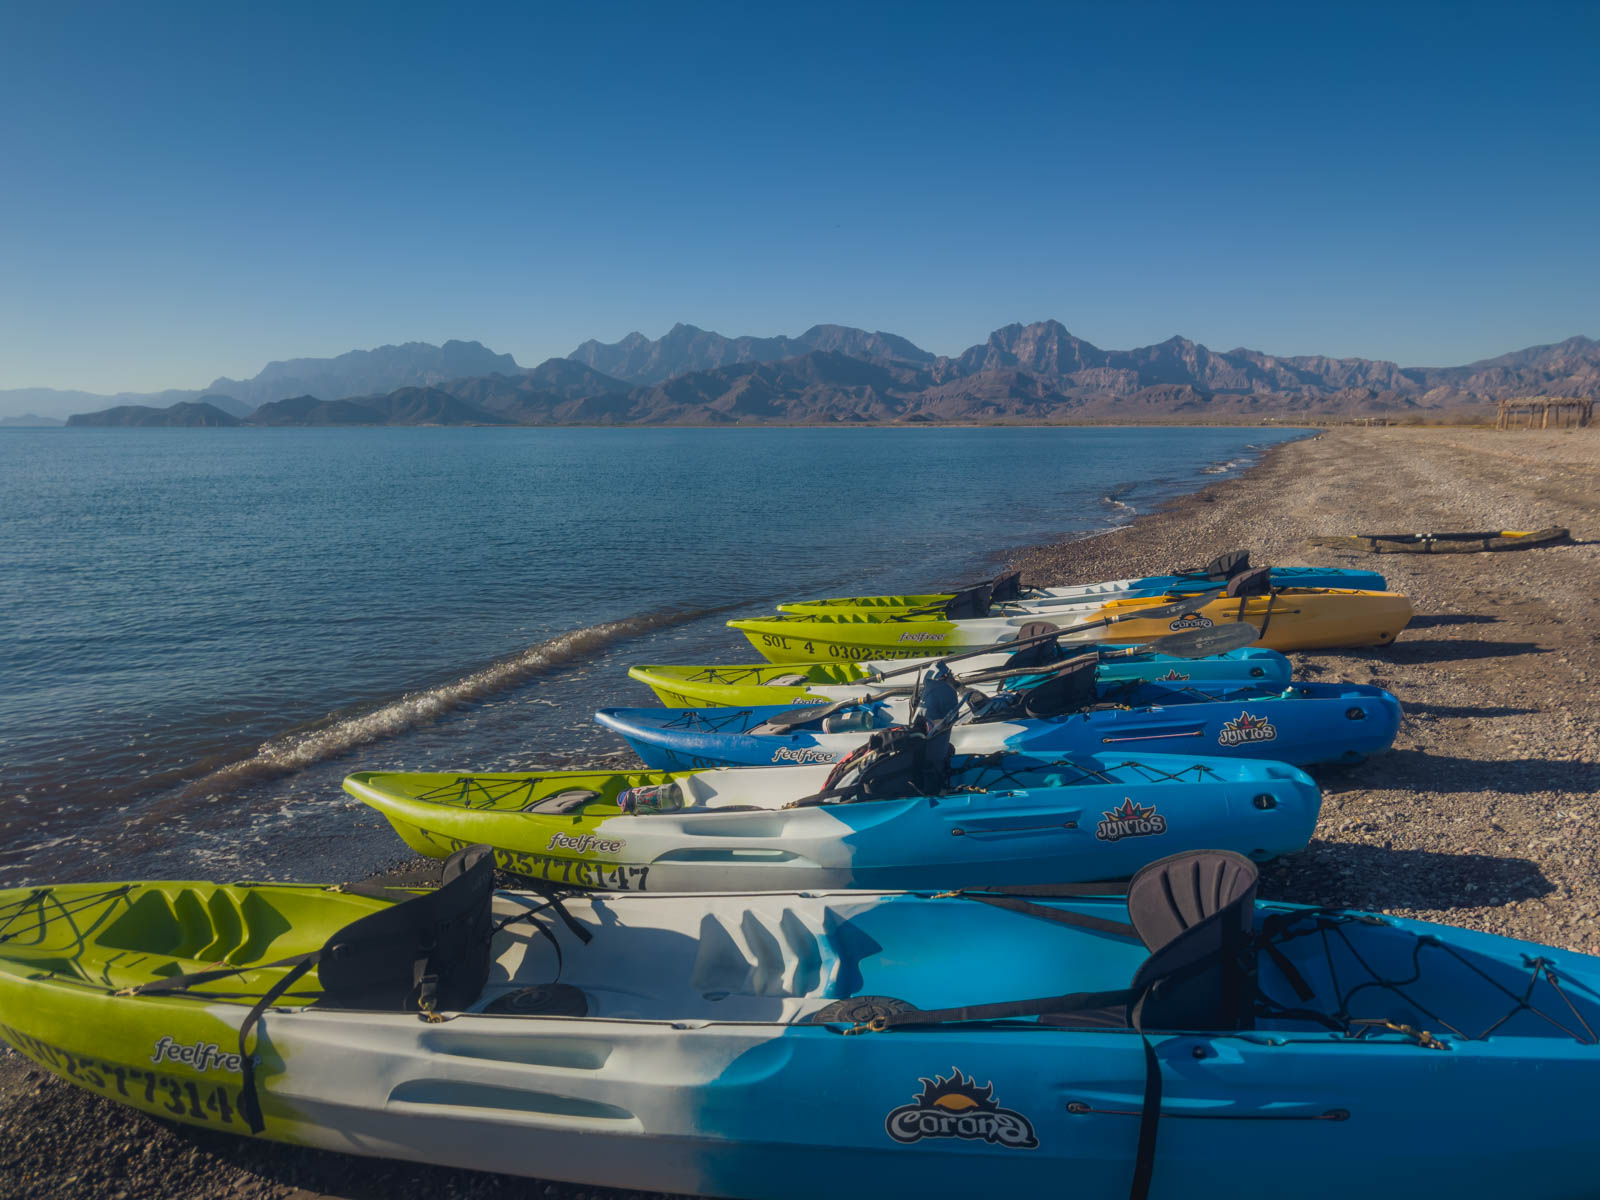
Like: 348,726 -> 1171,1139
0,1024 -> 244,1128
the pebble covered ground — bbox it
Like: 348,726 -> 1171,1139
3,425 -> 1596,1199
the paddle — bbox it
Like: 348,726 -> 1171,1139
755,621 -> 1258,731
956,622 -> 1259,686
859,587 -> 1228,684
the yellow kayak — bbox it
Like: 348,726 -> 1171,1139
728,588 -> 1413,661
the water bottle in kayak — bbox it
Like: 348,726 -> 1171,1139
617,783 -> 685,814
822,709 -> 875,733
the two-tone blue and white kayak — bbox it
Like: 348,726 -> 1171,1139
596,681 -> 1401,771
7,849 -> 1598,1199
344,750 -> 1322,891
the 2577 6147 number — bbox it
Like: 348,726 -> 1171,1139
0,1023 -> 244,1127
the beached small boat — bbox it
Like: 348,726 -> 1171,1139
779,554 -> 1386,618
5,848 -> 1599,1199
344,747 -> 1320,891
730,585 -> 1414,661
1306,527 -> 1571,554
630,643 -> 1293,708
596,678 -> 1400,771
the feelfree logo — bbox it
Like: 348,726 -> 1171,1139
151,1036 -> 254,1074
546,831 -> 626,855
885,1068 -> 1038,1149
772,746 -> 836,764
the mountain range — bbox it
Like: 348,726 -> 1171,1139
26,323 -> 1600,427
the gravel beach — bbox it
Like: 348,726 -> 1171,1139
4,425 -> 1597,1200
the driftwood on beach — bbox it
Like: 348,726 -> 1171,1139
1306,526 -> 1571,554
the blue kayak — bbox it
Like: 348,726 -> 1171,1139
596,679 -> 1401,771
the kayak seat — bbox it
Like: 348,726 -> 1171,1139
989,570 -> 1024,603
1043,850 -> 1259,1032
1225,566 -> 1274,598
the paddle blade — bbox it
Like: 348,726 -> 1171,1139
759,697 -> 866,730
1149,622 -> 1260,657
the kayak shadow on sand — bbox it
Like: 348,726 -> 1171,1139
1262,842 -> 1553,913
1406,613 -> 1504,628
1344,748 -> 1600,796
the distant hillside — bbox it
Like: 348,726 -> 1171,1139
0,387 -> 203,423
66,401 -> 240,428
46,325 -> 1600,428
205,340 -> 525,408
0,413 -> 64,427
195,393 -> 253,418
569,323 -> 934,384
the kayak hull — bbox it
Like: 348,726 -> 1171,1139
730,590 -> 1414,661
596,682 -> 1401,771
344,754 -> 1322,891
628,645 -> 1293,708
4,880 -> 1599,1200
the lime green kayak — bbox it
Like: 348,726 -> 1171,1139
0,879 -> 391,1141
628,642 -> 1292,707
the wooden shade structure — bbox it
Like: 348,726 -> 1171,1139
1495,396 -> 1594,430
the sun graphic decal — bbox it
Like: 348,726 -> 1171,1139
1094,797 -> 1168,842
1217,710 -> 1279,747
884,1068 -> 1038,1149
1155,668 -> 1191,681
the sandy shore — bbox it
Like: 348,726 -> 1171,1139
4,425 -> 1597,1199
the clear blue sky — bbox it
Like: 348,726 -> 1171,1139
3,0 -> 1596,393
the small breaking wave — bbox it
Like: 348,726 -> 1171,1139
1101,482 -> 1137,515
1200,458 -> 1246,475
182,609 -> 709,796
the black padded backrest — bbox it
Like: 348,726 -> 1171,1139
1224,566 -> 1273,598
819,721 -> 951,802
1124,850 -> 1258,1031
1002,634 -> 1061,672
990,570 -> 1024,602
941,582 -> 994,620
1200,549 -> 1250,580
1014,656 -> 1099,718
319,844 -> 496,1012
1014,620 -> 1059,643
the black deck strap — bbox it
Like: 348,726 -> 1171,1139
848,986 -> 1137,1030
119,949 -> 319,997
962,892 -> 1138,940
965,879 -> 1132,898
236,955 -> 317,1133
1127,997 -> 1164,1200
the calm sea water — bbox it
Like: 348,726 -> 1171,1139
0,425 -> 1309,884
